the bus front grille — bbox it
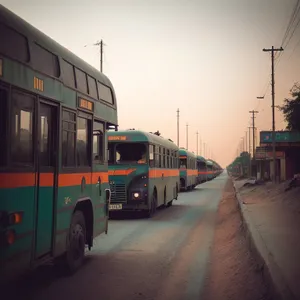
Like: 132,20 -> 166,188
110,183 -> 127,203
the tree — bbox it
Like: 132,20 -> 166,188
279,83 -> 300,131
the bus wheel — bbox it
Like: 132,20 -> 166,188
147,192 -> 157,218
167,200 -> 173,207
65,211 -> 86,273
175,185 -> 179,200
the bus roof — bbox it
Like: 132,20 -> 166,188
206,160 -> 213,166
107,130 -> 179,150
178,148 -> 197,158
197,155 -> 207,162
0,5 -> 114,89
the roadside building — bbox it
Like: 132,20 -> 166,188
255,131 -> 300,181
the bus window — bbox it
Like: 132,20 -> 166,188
77,117 -> 91,166
88,75 -> 98,99
39,104 -> 56,167
108,143 -> 115,164
61,60 -> 76,89
0,88 -> 7,166
0,23 -> 29,62
149,145 -> 155,167
180,157 -> 186,169
32,43 -> 60,78
93,120 -> 104,163
75,68 -> 88,94
62,109 -> 76,167
158,147 -> 162,168
11,90 -> 34,165
115,143 -> 146,164
98,82 -> 114,104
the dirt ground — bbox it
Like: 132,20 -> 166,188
201,178 -> 272,300
239,180 -> 300,214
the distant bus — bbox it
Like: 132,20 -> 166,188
179,148 -> 197,191
196,155 -> 207,185
206,160 -> 214,180
107,130 -> 179,217
0,5 -> 117,282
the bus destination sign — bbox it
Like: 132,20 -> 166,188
108,136 -> 127,141
79,98 -> 94,111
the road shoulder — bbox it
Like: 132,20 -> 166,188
201,177 -> 272,300
233,178 -> 299,300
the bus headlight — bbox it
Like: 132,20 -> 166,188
133,192 -> 140,198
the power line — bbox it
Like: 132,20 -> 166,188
281,0 -> 300,47
258,1 -> 300,98
275,1 -> 300,65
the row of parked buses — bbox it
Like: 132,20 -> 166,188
0,5 -> 222,283
107,130 -> 223,217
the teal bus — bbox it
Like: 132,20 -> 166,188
179,148 -> 197,191
206,160 -> 214,180
196,155 -> 207,185
0,5 -> 117,283
107,130 -> 179,217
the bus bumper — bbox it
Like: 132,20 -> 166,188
109,202 -> 148,212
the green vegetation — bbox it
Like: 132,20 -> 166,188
279,83 -> 300,131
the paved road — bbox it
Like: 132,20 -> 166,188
14,174 -> 228,300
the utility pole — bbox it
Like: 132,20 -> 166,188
248,127 -> 251,154
177,108 -> 180,147
248,126 -> 251,177
186,123 -> 189,149
249,110 -> 259,157
196,131 -> 199,155
245,131 -> 248,153
94,40 -> 104,72
263,46 -> 283,183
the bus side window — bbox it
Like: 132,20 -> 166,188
77,117 -> 91,167
158,147 -> 162,168
11,90 -> 35,166
93,120 -> 104,164
62,109 -> 76,167
0,88 -> 7,166
149,144 -> 155,167
154,146 -> 159,168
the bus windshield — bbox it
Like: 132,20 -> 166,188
180,158 -> 187,168
109,143 -> 147,164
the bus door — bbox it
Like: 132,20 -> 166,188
35,101 -> 58,258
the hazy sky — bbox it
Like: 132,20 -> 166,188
2,0 -> 299,167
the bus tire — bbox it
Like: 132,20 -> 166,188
167,200 -> 173,207
64,210 -> 86,274
147,191 -> 157,218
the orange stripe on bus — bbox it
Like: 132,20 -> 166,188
0,172 -> 108,188
108,169 -> 136,176
0,173 -> 36,188
187,170 -> 198,176
197,171 -> 207,175
39,173 -> 54,186
58,172 -> 108,187
149,169 -> 179,178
